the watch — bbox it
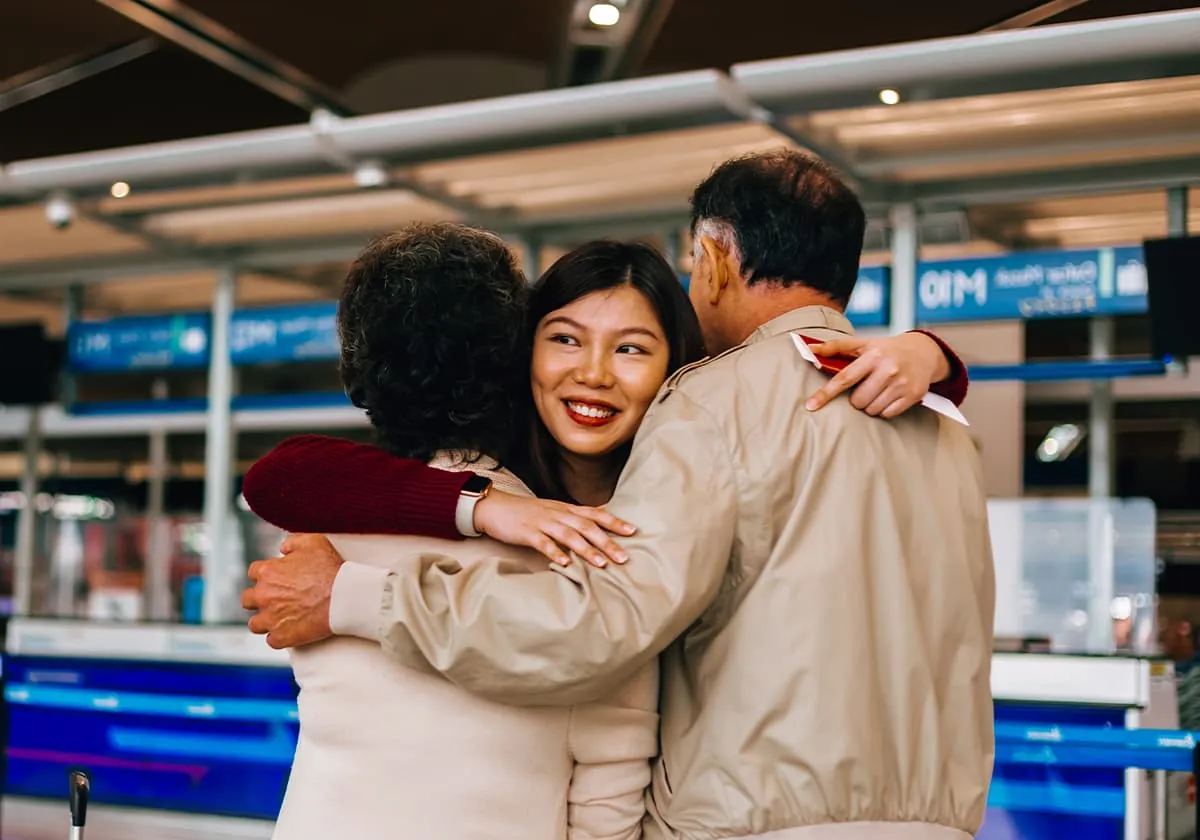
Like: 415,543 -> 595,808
455,474 -> 493,538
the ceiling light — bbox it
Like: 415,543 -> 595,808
879,89 -> 901,106
588,3 -> 621,26
353,161 -> 388,189
110,181 -> 131,199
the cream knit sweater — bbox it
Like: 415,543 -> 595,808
273,454 -> 659,840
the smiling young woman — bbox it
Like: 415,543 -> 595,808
521,241 -> 705,507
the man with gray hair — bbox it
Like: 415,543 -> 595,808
252,150 -> 995,839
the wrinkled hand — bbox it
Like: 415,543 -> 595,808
242,533 -> 343,649
805,332 -> 950,418
473,490 -> 636,568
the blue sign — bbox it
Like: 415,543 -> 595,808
68,313 -> 211,373
230,302 -> 339,365
4,654 -> 297,820
61,245 -> 1153,377
847,266 -> 890,328
916,247 -> 1148,324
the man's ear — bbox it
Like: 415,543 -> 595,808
700,235 -> 734,306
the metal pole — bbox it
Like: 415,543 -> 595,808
662,228 -> 683,272
514,235 -> 543,281
60,285 -> 82,407
144,378 -> 172,620
1166,185 -> 1189,237
1089,316 -> 1115,499
889,203 -> 918,333
1151,768 -> 1167,840
1087,313 -> 1116,653
12,409 -> 42,616
1124,709 -> 1143,840
202,267 -> 238,623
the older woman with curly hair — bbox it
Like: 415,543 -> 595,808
271,222 -> 659,840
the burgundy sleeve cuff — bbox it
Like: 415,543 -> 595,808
912,329 -> 969,407
409,468 -> 474,541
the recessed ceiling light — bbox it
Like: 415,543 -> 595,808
879,89 -> 901,106
110,181 -> 131,199
588,3 -> 621,26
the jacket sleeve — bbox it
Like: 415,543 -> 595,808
241,434 -> 470,540
329,389 -> 739,706
914,330 -> 970,406
566,662 -> 659,840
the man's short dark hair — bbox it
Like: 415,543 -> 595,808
338,222 -> 527,463
689,150 -> 866,306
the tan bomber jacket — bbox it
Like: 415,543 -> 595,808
330,306 -> 996,840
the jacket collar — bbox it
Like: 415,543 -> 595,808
746,306 -> 855,346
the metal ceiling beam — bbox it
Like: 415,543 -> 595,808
77,202 -> 315,288
95,0 -> 351,114
982,0 -> 1095,31
1,70 -> 741,195
0,203 -> 702,291
603,0 -> 677,81
855,129 -> 1200,179
0,39 -> 157,114
731,8 -> 1200,113
912,157 -> 1200,208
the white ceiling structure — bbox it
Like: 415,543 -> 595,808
0,8 -> 1197,323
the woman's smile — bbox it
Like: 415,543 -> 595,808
564,398 -> 621,426
532,286 -> 670,460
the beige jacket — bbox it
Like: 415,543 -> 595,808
281,457 -> 658,840
331,307 -> 996,840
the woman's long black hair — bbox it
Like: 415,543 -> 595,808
519,240 -> 707,502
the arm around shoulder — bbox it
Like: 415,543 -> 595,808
369,390 -> 740,706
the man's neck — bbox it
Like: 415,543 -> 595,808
730,286 -> 843,347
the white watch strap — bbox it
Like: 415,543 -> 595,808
455,492 -> 483,538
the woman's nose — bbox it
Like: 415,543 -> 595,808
572,351 -> 613,388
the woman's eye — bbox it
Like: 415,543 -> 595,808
616,344 -> 647,355
549,334 -> 579,346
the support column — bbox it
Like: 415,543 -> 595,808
202,267 -> 238,623
12,409 -> 42,616
144,378 -> 172,620
515,235 -> 543,280
662,228 -> 683,272
1086,315 -> 1116,652
888,203 -> 918,334
1167,185 -> 1189,238
60,285 -> 83,407
1088,317 -> 1115,499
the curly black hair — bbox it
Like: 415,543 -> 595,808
337,222 -> 528,463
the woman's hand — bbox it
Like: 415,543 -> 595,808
472,491 -> 637,568
804,332 -> 950,418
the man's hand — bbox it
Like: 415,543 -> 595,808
805,332 -> 949,417
242,533 -> 344,649
474,491 -> 636,568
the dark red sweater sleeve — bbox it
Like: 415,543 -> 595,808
914,329 -> 969,406
241,435 -> 469,539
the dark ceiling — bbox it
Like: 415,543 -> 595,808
2,0 -> 1198,163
